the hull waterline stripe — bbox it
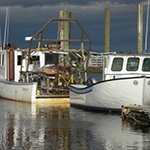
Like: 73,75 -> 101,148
70,103 -> 121,112
0,96 -> 31,103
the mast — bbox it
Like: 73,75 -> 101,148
3,7 -> 10,49
0,29 -> 2,50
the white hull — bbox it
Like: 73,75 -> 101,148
0,79 -> 37,103
70,77 -> 150,111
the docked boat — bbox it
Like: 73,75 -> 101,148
70,53 -> 150,111
0,16 -> 92,103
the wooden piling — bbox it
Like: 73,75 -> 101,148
59,10 -> 71,50
137,4 -> 143,54
46,77 -> 50,94
105,8 -> 110,53
9,46 -> 14,81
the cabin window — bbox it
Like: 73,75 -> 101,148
111,58 -> 123,71
17,55 -> 22,65
45,54 -> 53,65
127,58 -> 139,71
142,58 -> 150,71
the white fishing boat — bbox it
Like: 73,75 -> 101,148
70,53 -> 150,111
70,1 -> 150,111
0,10 -> 92,103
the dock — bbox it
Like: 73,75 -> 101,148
122,105 -> 150,126
36,95 -> 70,104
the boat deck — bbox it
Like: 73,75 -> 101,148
36,95 -> 69,98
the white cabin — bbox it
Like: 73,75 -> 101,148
104,54 -> 150,80
0,49 -> 67,82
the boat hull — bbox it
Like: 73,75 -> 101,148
70,77 -> 150,111
0,80 -> 37,103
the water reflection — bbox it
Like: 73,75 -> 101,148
0,99 -> 150,149
122,118 -> 150,134
0,100 -> 71,150
121,119 -> 150,149
36,103 -> 70,119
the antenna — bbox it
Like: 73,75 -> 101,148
144,0 -> 150,53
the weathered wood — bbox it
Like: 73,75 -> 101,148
122,105 -> 150,125
46,77 -> 50,94
105,8 -> 110,53
137,4 -> 143,54
59,11 -> 71,50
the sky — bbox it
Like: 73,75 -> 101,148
0,0 -> 149,53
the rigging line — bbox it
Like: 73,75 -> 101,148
145,0 -> 150,52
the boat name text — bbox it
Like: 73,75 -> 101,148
22,88 -> 29,91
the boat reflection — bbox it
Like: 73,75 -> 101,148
36,103 -> 70,119
0,100 -> 71,150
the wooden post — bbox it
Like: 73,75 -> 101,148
9,46 -> 14,81
137,4 -> 143,54
105,8 -> 110,53
59,10 -> 71,65
59,10 -> 71,50
46,77 -> 49,94
40,77 -> 43,94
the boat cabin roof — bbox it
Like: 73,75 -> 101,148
103,52 -> 150,57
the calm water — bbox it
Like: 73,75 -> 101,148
0,99 -> 150,150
